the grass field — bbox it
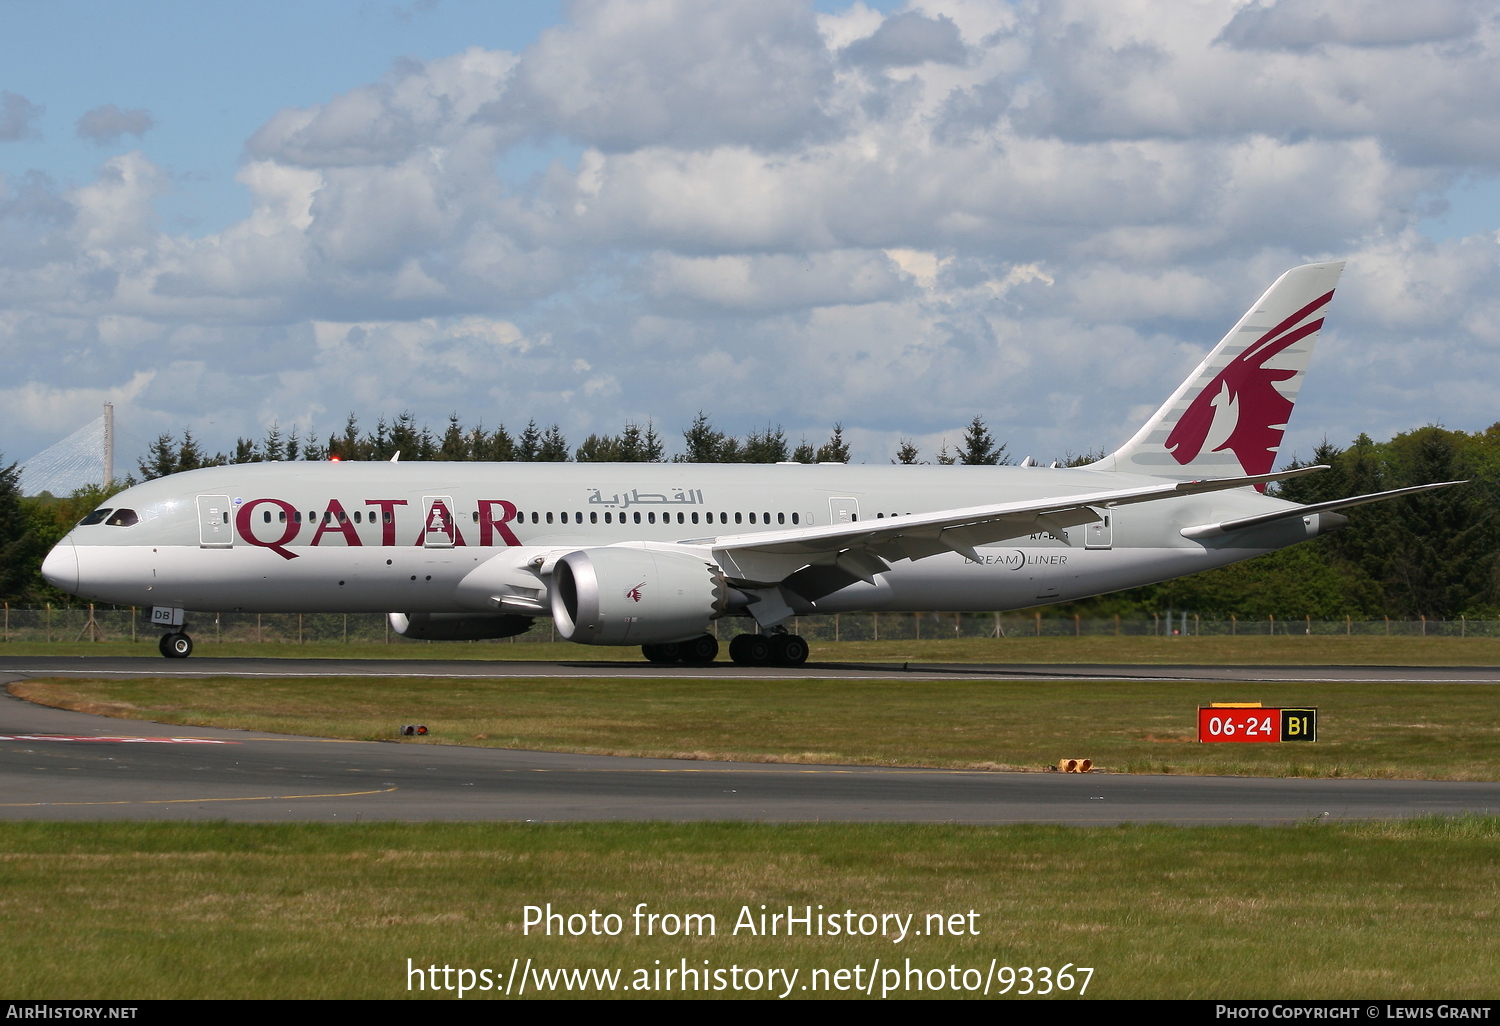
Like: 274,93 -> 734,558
6,634 -> 1500,664
15,673 -> 1500,779
2,818 -> 1497,999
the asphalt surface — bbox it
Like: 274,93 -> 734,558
3,657 -> 1499,825
5,654 -> 1500,683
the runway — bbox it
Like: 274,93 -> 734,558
4,654 -> 1500,683
4,661 -> 1499,825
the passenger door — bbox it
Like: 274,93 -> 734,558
422,495 -> 457,548
197,495 -> 233,548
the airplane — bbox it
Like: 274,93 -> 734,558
40,260 -> 1459,665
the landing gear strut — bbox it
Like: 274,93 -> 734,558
158,632 -> 193,659
641,634 -> 720,665
729,631 -> 808,667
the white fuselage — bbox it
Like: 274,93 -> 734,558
43,460 -> 1317,624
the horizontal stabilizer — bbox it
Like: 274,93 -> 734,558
1179,480 -> 1466,540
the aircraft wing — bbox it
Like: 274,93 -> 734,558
698,465 -> 1328,586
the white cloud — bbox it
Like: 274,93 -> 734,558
504,0 -> 836,152
3,0 -> 1500,466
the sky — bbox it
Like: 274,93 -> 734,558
3,0 -> 1499,474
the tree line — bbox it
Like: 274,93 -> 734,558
1056,424 -> 1500,621
131,411 -> 1023,480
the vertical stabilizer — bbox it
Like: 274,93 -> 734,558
1090,261 -> 1344,482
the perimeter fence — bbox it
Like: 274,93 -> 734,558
4,605 -> 1497,645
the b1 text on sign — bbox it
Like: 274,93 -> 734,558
1197,708 -> 1317,743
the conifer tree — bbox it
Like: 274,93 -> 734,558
959,415 -> 1009,465
815,424 -> 850,463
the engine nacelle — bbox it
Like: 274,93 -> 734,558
388,612 -> 535,641
551,546 -> 728,645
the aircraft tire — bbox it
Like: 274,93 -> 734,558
159,632 -> 193,659
642,643 -> 681,664
770,633 -> 808,666
727,634 -> 750,664
680,634 -> 719,664
730,633 -> 772,666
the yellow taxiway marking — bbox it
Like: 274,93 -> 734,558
0,785 -> 398,807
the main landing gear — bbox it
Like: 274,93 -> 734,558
728,631 -> 808,667
641,634 -> 720,665
158,632 -> 193,659
639,631 -> 810,666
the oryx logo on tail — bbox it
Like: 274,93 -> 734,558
1165,291 -> 1334,478
1089,261 -> 1345,484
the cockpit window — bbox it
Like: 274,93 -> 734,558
105,509 -> 139,527
78,509 -> 112,526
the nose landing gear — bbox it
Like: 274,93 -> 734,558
158,632 -> 193,659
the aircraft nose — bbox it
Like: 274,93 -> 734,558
41,540 -> 79,594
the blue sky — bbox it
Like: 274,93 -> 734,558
0,1 -> 566,233
4,0 -> 1499,478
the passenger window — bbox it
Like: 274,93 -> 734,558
720,512 -> 728,524
877,512 -> 884,518
278,511 -> 287,522
385,511 -> 393,524
472,511 -> 479,522
546,511 -> 554,524
560,511 -> 568,524
591,511 -> 598,524
735,512 -> 742,524
531,512 -> 539,524
263,511 -> 272,524
762,511 -> 769,523
576,511 -> 583,523
691,512 -> 699,524
749,512 -> 756,524
78,509 -> 112,526
105,509 -> 138,527
792,513 -> 800,525
634,512 -> 641,524
778,512 -> 785,524
677,512 -> 684,524
338,511 -> 348,524
648,511 -> 656,524
605,512 -> 612,524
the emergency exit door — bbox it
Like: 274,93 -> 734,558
829,497 -> 860,524
1084,509 -> 1113,549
